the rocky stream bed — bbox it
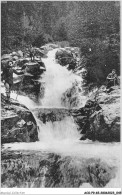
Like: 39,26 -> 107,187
1,85 -> 121,188
1,46 -> 121,188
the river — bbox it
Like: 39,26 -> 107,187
2,48 -> 121,188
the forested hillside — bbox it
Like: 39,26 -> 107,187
1,1 -> 120,83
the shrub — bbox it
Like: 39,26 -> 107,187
32,33 -> 53,47
79,35 -> 120,84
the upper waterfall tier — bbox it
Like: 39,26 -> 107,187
41,49 -> 83,108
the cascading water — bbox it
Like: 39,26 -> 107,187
37,116 -> 80,142
2,48 -> 121,188
40,49 -> 86,108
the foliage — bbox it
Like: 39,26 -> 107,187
32,33 -> 53,48
79,35 -> 120,83
53,17 -> 68,41
1,1 -> 120,84
1,1 -> 120,47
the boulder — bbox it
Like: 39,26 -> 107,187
34,47 -> 47,57
1,94 -> 38,143
25,61 -> 43,77
11,51 -> 18,56
55,48 -> 73,66
16,58 -> 29,68
17,50 -> 23,57
1,54 -> 12,61
12,55 -> 19,61
1,151 -> 117,188
87,110 -> 120,142
40,43 -> 59,52
73,86 -> 120,142
32,108 -> 71,123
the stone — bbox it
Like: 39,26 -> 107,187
25,61 -> 43,77
32,108 -> 71,123
17,58 -> 29,68
12,55 -> 19,61
55,48 -> 74,67
17,50 -> 23,57
1,94 -> 38,143
16,119 -> 26,127
1,151 -> 117,188
11,51 -> 18,56
1,54 -> 12,61
73,86 -> 120,142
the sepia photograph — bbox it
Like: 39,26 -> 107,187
1,0 -> 121,193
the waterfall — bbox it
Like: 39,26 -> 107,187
37,116 -> 80,142
41,49 -> 84,108
1,48 -> 86,109
2,48 -> 120,188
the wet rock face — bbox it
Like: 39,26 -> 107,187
72,86 -> 120,142
33,108 -> 71,123
1,95 -> 38,143
61,81 -> 82,108
55,48 -> 78,71
88,112 -> 120,142
1,150 -> 116,188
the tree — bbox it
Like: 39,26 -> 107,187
54,18 -> 68,41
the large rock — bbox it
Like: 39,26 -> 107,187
1,150 -> 117,188
17,50 -> 23,57
73,86 -> 120,142
1,54 -> 12,61
55,48 -> 77,69
1,94 -> 38,143
32,108 -> 71,123
88,88 -> 120,142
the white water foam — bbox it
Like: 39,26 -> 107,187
3,140 -> 120,165
41,49 -> 83,107
3,140 -> 121,188
37,116 -> 80,142
1,86 -> 40,109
